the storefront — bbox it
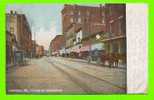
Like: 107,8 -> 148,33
104,37 -> 126,67
69,44 -> 81,58
79,44 -> 91,59
59,48 -> 66,56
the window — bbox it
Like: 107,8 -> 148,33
119,20 -> 122,34
70,18 -> 73,23
86,11 -> 90,16
102,18 -> 105,24
70,11 -> 74,15
109,7 -> 112,16
102,12 -> 105,17
78,17 -> 81,23
78,11 -> 81,15
109,23 -> 112,33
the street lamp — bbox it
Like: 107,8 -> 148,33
96,34 -> 101,40
96,33 -> 105,41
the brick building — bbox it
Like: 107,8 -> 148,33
31,40 -> 36,57
6,10 -> 32,66
104,4 -> 126,65
61,4 -> 126,66
49,35 -> 65,56
61,4 -> 106,58
35,45 -> 44,58
6,10 -> 32,58
16,13 -> 32,57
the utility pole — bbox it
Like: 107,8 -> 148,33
34,31 -> 36,58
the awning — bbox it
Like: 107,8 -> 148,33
71,44 -> 82,53
91,43 -> 105,51
80,45 -> 91,52
52,51 -> 59,55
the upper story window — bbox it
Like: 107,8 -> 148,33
70,11 -> 74,15
118,20 -> 122,34
109,23 -> 112,33
102,19 -> 105,24
109,7 -> 112,16
70,18 -> 73,23
102,12 -> 105,17
78,11 -> 81,15
86,11 -> 90,16
78,17 -> 81,23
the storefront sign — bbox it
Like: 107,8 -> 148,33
91,43 -> 104,51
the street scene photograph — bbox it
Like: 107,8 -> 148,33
6,4 -> 126,94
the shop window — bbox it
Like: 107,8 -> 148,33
120,41 -> 126,54
112,42 -> 118,53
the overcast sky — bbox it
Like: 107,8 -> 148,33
6,4 -> 100,50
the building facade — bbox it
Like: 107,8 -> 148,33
104,4 -> 126,65
6,11 -> 18,66
35,45 -> 44,58
16,13 -> 32,57
49,35 -> 65,56
61,4 -> 126,66
6,10 -> 32,66
31,40 -> 36,57
61,4 -> 106,58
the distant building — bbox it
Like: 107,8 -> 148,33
31,40 -> 36,57
49,35 -> 65,56
36,45 -> 44,58
44,50 -> 49,56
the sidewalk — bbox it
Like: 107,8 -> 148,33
6,58 -> 31,69
59,57 -> 126,69
7,63 -> 15,68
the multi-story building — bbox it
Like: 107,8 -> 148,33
61,4 -> 126,65
35,45 -> 44,58
6,10 -> 32,58
49,35 -> 65,56
104,4 -> 126,65
6,11 -> 18,66
16,13 -> 32,57
61,4 -> 106,58
6,30 -> 17,66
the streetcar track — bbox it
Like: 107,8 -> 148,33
65,57 -> 126,73
45,58 -> 95,93
49,57 -> 126,91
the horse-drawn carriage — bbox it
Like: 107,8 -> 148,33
100,53 -> 126,68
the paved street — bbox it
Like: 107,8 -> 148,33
7,57 -> 126,94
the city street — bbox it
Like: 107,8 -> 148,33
7,57 -> 126,94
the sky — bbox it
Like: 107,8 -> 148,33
6,4 -> 64,50
6,4 -> 100,50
